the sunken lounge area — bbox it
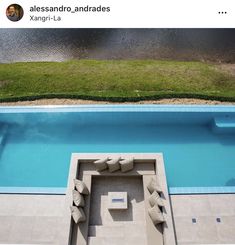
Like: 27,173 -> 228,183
63,153 -> 176,245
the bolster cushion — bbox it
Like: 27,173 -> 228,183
74,179 -> 89,195
148,205 -> 165,225
147,177 -> 162,193
149,190 -> 164,207
93,158 -> 108,172
107,157 -> 121,172
119,158 -> 134,172
73,190 -> 85,207
70,206 -> 86,223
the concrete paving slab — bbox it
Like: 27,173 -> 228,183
0,195 -> 65,244
171,194 -> 235,244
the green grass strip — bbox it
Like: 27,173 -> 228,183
0,60 -> 234,102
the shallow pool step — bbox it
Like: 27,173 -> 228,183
0,135 -> 4,145
0,124 -> 8,137
213,116 -> 235,134
0,124 -> 9,156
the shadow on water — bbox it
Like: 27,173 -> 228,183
0,29 -> 235,63
225,178 -> 235,186
0,123 -> 9,161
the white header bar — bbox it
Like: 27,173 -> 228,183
0,0 -> 235,28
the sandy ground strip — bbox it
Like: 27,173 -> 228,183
0,98 -> 235,106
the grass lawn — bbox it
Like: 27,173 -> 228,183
0,59 -> 235,102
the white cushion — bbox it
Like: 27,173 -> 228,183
149,190 -> 164,207
107,157 -> 121,172
119,158 -> 134,172
73,190 -> 85,207
148,205 -> 165,225
93,158 -> 108,171
74,179 -> 89,195
147,177 -> 162,193
70,206 -> 86,223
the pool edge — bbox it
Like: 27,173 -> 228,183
170,186 -> 235,194
0,187 -> 66,195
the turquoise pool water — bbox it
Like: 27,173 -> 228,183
0,105 -> 235,194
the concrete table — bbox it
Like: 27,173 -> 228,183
108,192 -> 128,209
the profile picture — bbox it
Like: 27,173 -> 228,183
6,4 -> 24,22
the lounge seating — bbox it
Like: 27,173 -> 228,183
70,206 -> 86,223
149,190 -> 164,207
147,177 -> 162,193
107,157 -> 121,172
148,205 -> 165,225
73,190 -> 85,207
119,157 -> 134,172
93,157 -> 109,172
74,179 -> 89,195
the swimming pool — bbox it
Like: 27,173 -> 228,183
0,105 -> 235,194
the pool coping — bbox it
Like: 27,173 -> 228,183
169,186 -> 235,194
0,187 -> 66,195
0,104 -> 235,113
1,186 -> 235,195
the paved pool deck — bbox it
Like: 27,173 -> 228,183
171,194 -> 235,244
1,193 -> 235,245
0,194 -> 66,244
